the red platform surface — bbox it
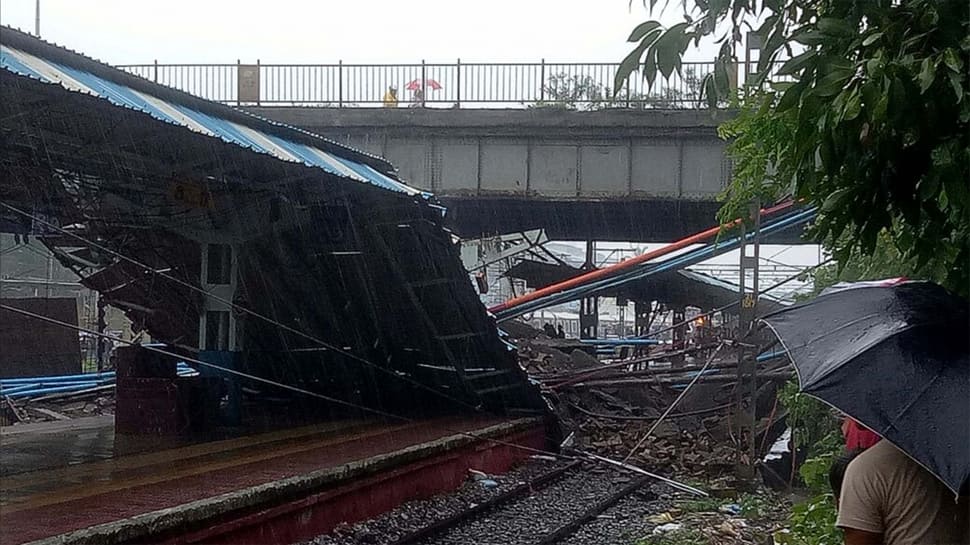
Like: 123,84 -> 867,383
0,416 -> 547,545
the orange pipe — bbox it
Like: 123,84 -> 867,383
488,200 -> 795,313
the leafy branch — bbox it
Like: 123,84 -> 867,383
617,0 -> 970,297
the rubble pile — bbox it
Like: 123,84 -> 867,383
517,339 -> 599,376
513,332 -> 795,543
515,331 -> 788,480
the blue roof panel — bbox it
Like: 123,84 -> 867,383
0,40 -> 423,198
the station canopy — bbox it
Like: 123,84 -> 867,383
0,26 -> 544,416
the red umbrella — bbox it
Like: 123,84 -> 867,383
405,78 -> 442,91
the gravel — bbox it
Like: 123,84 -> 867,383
559,484 -> 677,545
306,457 -> 572,545
303,458 -> 696,545
417,466 -> 628,545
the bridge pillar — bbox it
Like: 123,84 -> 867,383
671,306 -> 687,366
579,241 -> 598,340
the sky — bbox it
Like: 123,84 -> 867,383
0,0 -> 715,65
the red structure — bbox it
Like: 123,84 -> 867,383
0,418 -> 547,545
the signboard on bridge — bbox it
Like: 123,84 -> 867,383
237,64 -> 260,104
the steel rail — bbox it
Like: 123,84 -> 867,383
389,460 -> 582,545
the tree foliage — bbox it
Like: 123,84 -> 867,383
617,0 -> 970,297
530,70 -> 702,110
778,381 -> 844,545
805,231 -> 930,295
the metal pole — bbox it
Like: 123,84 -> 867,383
456,58 -> 461,108
735,199 -> 761,480
540,58 -> 546,102
236,59 -> 241,106
748,201 -> 761,470
153,59 -> 158,83
421,59 -> 427,106
736,219 -> 749,477
338,60 -> 343,108
35,0 -> 40,37
580,240 -> 598,339
45,246 -> 52,299
96,296 -> 106,373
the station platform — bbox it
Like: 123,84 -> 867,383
0,415 -> 548,545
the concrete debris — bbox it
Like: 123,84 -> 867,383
568,349 -> 601,370
529,454 -> 558,462
719,503 -> 742,515
652,522 -> 683,534
4,394 -> 116,425
29,407 -> 70,421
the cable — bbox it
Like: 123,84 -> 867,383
489,200 -> 798,313
5,245 -> 719,490
0,201 -> 490,414
539,259 -> 833,390
622,342 -> 725,463
567,401 -> 734,421
497,207 -> 817,321
0,302 -> 568,462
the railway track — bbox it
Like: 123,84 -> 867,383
390,460 -> 655,545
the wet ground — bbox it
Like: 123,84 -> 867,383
2,415 -> 120,476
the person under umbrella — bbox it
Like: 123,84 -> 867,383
405,78 -> 442,107
837,439 -> 968,544
760,280 -> 969,544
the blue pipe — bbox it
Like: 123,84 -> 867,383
562,209 -> 815,304
1,363 -> 194,385
6,382 -> 100,399
498,208 -> 816,321
578,339 -> 662,346
0,384 -> 41,395
500,210 -> 807,319
756,351 -> 786,362
2,369 -> 198,400
1,372 -> 116,385
1,377 -> 114,387
32,381 -> 111,389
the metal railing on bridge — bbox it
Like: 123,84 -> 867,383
117,60 -> 736,108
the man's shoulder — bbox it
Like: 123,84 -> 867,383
842,441 -> 900,491
854,440 -> 904,467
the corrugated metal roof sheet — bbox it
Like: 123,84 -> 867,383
677,269 -> 787,306
0,32 -> 425,198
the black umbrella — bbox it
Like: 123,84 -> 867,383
759,281 -> 969,495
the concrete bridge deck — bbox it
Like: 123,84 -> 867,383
249,108 -> 767,241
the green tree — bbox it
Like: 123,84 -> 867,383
530,69 -> 703,110
616,0 -> 970,297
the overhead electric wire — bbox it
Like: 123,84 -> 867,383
0,303 -> 565,461
1,303 -> 707,493
495,208 -> 813,320
622,343 -> 725,463
489,200 -> 798,314
542,258 -> 832,390
496,207 -> 817,321
0,201 -> 493,415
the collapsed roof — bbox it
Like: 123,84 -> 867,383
0,27 -> 544,415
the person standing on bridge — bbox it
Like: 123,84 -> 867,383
410,85 -> 425,107
383,86 -> 398,108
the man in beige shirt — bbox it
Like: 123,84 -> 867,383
837,440 -> 969,544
